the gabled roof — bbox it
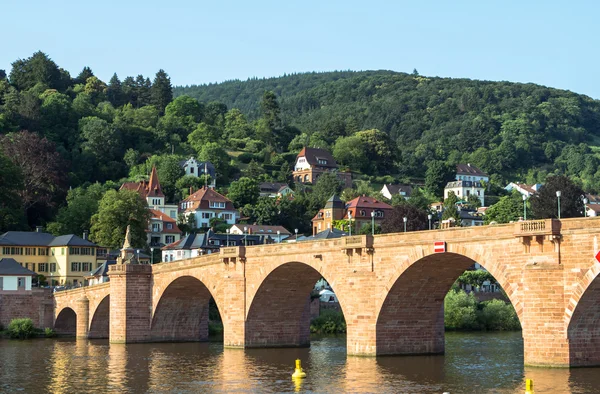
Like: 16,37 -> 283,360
181,187 -> 236,212
0,258 -> 37,276
383,184 -> 413,196
0,231 -> 56,246
346,195 -> 393,210
456,163 -> 488,177
119,165 -> 165,199
48,234 -> 97,247
259,182 -> 289,193
89,260 -> 116,277
445,180 -> 483,189
149,209 -> 181,234
297,147 -> 338,168
307,228 -> 348,240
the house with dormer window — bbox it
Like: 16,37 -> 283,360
179,187 -> 238,229
147,209 -> 182,247
444,164 -> 488,206
179,157 -> 217,189
293,147 -> 352,189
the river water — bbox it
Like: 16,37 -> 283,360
0,332 -> 599,393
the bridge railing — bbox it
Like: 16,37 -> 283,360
514,219 -> 561,236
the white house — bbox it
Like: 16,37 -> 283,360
179,187 -> 238,229
229,224 -> 292,243
444,164 -> 488,206
180,157 -> 217,189
455,163 -> 489,182
504,182 -> 542,197
0,258 -> 36,291
380,184 -> 413,200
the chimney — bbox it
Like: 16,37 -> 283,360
189,187 -> 193,195
83,230 -> 89,240
36,226 -> 43,233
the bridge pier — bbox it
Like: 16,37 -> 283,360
75,297 -> 89,339
108,264 -> 152,343
222,275 -> 246,348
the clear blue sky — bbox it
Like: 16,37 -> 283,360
2,0 -> 598,98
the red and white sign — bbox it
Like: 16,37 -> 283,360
595,250 -> 600,264
434,241 -> 446,253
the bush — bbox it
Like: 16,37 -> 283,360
44,327 -> 57,338
208,321 -> 223,336
246,140 -> 265,153
444,290 -> 521,331
8,318 -> 35,339
237,152 -> 256,164
479,299 -> 521,330
228,138 -> 248,150
310,310 -> 346,334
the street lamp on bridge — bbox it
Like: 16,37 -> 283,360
428,214 -> 432,230
523,194 -> 528,221
556,190 -> 562,219
583,197 -> 589,218
348,211 -> 352,236
370,211 -> 375,236
403,217 -> 407,233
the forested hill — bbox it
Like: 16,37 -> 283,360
176,70 -> 600,189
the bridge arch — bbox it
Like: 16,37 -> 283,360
376,251 -> 523,355
151,275 -> 221,342
54,307 -> 77,336
245,261 -> 348,348
89,295 -> 110,339
566,263 -> 600,366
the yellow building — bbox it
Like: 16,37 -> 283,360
0,231 -> 101,286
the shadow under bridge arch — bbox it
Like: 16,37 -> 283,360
245,261 -> 346,348
376,252 -> 522,356
151,276 -> 220,342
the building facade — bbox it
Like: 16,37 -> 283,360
293,147 -> 352,189
0,231 -> 100,286
0,258 -> 36,291
147,209 -> 182,247
380,184 -> 413,200
179,187 -> 238,229
258,182 -> 295,198
180,157 -> 217,189
312,195 -> 393,235
229,224 -> 292,243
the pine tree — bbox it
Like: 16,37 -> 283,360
150,69 -> 173,114
122,76 -> 137,107
75,66 -> 94,85
107,73 -> 124,107
135,75 -> 152,107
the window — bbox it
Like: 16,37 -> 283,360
152,223 -> 161,232
70,247 -> 81,255
62,248 -> 65,255
0,277 -> 3,290
169,210 -> 177,219
318,159 -> 327,165
209,202 -> 225,209
190,167 -> 195,174
222,213 -> 232,220
31,263 -> 36,271
50,263 -> 56,272
39,263 -> 47,272
208,239 -> 220,246
325,211 -> 331,218
166,223 -> 173,229
360,210 -> 366,217
25,247 -> 36,256
38,248 -> 48,256
202,212 -> 212,219
165,236 -> 175,244
375,211 -> 384,218
18,277 -> 25,289
304,175 -> 309,182
97,248 -> 107,258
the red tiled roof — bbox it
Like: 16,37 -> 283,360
149,209 -> 181,234
297,147 -> 338,169
119,165 -> 165,199
346,195 -> 393,210
181,187 -> 235,212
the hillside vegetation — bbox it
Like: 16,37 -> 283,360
177,71 -> 600,189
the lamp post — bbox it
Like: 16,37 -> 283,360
151,247 -> 154,265
583,197 -> 589,218
348,211 -> 352,236
277,230 -> 281,243
370,211 -> 375,236
226,228 -> 230,246
428,214 -> 432,230
243,226 -> 247,247
294,228 -> 298,241
50,272 -> 53,288
522,195 -> 527,221
556,190 -> 562,219
403,217 -> 407,233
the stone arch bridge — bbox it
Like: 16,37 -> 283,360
54,218 -> 600,367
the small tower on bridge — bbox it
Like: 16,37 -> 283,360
118,225 -> 136,264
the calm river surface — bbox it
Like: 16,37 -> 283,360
1,332 -> 599,393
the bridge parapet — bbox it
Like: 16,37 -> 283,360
341,235 -> 373,256
514,219 -> 561,237
221,246 -> 246,271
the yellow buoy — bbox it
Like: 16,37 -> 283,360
292,359 -> 307,379
525,378 -> 534,394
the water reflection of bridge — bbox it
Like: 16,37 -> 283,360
54,218 -> 600,367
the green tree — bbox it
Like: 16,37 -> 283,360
442,191 -> 460,222
74,66 -> 94,85
9,51 -> 66,91
46,183 -> 108,236
150,69 -> 173,114
227,177 -> 259,208
332,135 -> 368,172
381,204 -> 427,233
80,116 -> 122,160
188,122 -> 221,151
224,108 -> 251,139
530,175 -> 585,219
444,290 -> 479,330
0,151 -> 25,231
484,191 -> 523,224
90,189 -> 150,249
198,142 -> 233,184
107,73 -> 124,107
312,173 -> 343,208
354,129 -> 397,174
426,161 -> 455,198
